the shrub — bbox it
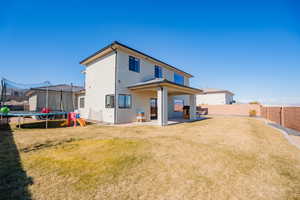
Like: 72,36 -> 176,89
249,101 -> 260,105
249,109 -> 257,117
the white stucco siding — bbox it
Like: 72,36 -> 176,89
184,77 -> 190,86
115,50 -> 192,123
84,52 -> 116,123
115,50 -> 154,123
116,50 -> 192,123
196,93 -> 229,105
164,68 -> 174,82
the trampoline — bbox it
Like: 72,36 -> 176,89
0,111 -> 69,128
0,78 -> 76,128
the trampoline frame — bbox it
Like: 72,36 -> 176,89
0,111 -> 68,128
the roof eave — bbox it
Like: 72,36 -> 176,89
128,80 -> 202,94
79,41 -> 194,78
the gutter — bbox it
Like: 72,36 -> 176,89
112,46 -> 118,124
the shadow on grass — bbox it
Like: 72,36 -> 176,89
19,120 -> 66,129
167,117 -> 212,126
18,120 -> 92,129
185,117 -> 212,123
0,123 -> 33,200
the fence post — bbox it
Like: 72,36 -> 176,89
281,106 -> 285,127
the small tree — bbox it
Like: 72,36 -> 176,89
249,109 -> 257,117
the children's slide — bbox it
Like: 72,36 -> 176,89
76,118 -> 86,127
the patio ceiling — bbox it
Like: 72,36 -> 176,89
128,79 -> 203,95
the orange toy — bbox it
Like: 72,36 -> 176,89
77,118 -> 86,127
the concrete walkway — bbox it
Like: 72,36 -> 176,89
264,120 -> 300,150
109,117 -> 208,126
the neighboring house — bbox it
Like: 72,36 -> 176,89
75,89 -> 85,114
26,84 -> 83,112
196,88 -> 235,105
79,41 -> 202,125
0,88 -> 28,110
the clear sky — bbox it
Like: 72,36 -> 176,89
1,0 -> 300,105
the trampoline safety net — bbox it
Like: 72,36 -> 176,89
0,78 -> 79,113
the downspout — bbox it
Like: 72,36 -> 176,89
111,46 -> 117,124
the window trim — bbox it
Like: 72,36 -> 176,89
118,94 -> 132,109
129,56 -> 140,73
105,94 -> 115,108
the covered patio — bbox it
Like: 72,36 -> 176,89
128,78 -> 203,126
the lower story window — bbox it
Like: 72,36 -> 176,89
105,95 -> 115,108
174,99 -> 184,112
79,97 -> 85,108
118,94 -> 131,108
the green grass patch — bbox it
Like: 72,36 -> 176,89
23,138 -> 148,190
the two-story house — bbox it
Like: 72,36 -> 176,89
79,41 -> 202,126
196,88 -> 235,105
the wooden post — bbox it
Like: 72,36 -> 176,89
281,106 -> 285,127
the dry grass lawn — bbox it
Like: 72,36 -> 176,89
1,116 -> 300,200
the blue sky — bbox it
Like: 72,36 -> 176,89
1,0 -> 300,105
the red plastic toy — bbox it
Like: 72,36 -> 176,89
67,112 -> 77,127
41,108 -> 51,113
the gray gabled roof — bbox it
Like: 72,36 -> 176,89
128,78 -> 166,87
79,41 -> 194,78
128,78 -> 203,93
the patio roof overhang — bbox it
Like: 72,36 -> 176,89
128,79 -> 203,95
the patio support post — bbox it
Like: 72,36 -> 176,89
189,94 -> 196,120
157,86 -> 168,126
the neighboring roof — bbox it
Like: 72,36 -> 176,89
75,89 -> 85,95
26,84 -> 84,96
201,88 -> 234,96
128,78 -> 203,94
79,41 -> 193,78
32,84 -> 83,92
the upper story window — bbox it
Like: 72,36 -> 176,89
129,56 -> 140,73
154,65 -> 162,78
174,73 -> 184,85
